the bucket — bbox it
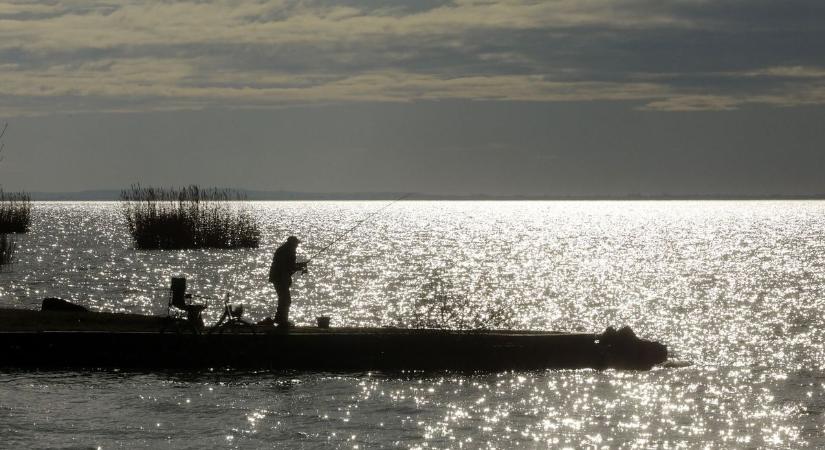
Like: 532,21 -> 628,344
316,316 -> 331,329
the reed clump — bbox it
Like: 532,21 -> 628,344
120,185 -> 261,250
0,190 -> 32,233
0,234 -> 15,268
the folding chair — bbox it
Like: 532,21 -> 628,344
162,276 -> 206,333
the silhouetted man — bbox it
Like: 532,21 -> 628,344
269,235 -> 305,327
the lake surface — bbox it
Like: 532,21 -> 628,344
1,201 -> 823,448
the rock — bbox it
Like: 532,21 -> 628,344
598,325 -> 668,370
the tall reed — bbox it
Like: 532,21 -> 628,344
0,190 -> 32,233
120,185 -> 261,250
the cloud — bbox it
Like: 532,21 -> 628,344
641,95 -> 740,112
745,66 -> 825,79
0,0 -> 823,115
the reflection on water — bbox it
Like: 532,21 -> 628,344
1,368 -> 820,448
1,201 -> 824,447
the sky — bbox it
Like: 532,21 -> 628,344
0,0 -> 824,196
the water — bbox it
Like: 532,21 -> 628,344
1,201 -> 824,448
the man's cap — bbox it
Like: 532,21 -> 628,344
287,236 -> 301,244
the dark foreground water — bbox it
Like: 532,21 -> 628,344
1,201 -> 824,448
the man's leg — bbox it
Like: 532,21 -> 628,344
274,283 -> 291,325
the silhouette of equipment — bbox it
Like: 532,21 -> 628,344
162,276 -> 206,334
316,316 -> 331,328
210,293 -> 256,334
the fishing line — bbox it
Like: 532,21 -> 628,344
307,193 -> 411,263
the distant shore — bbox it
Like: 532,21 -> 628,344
23,190 -> 825,201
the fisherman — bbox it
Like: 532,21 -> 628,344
268,235 -> 306,327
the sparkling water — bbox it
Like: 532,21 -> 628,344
1,201 -> 823,448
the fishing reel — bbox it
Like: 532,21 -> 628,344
297,261 -> 309,274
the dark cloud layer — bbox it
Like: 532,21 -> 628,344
1,0 -> 823,114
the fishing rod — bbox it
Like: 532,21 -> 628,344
306,193 -> 411,263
